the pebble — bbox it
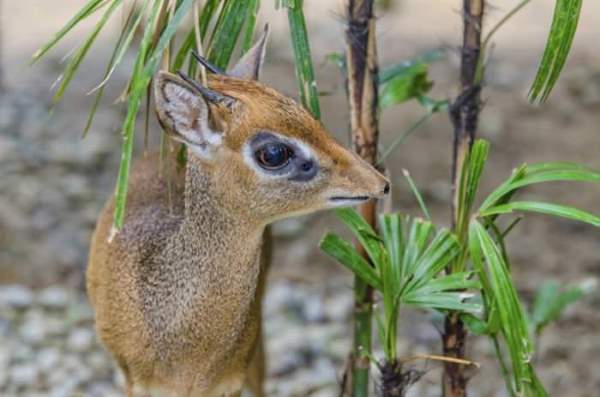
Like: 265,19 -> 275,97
303,294 -> 327,323
36,347 -> 61,373
323,292 -> 354,322
20,311 -> 47,345
37,286 -> 70,309
0,285 -> 33,308
10,364 -> 39,386
67,328 -> 95,352
87,351 -> 111,373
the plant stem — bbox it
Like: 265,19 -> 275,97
345,0 -> 379,395
0,0 -> 3,92
492,335 -> 517,397
444,1 -> 485,396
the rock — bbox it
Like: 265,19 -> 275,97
303,294 -> 327,323
87,351 -> 112,374
46,367 -> 69,388
48,377 -> 79,397
19,310 -> 47,345
67,328 -> 95,353
37,286 -> 70,309
323,293 -> 354,322
264,281 -> 295,316
87,382 -> 122,397
269,350 -> 307,377
12,342 -> 34,362
10,364 -> 39,387
73,364 -> 94,385
36,347 -> 61,374
45,317 -> 67,337
0,285 -> 33,308
0,317 -> 11,337
310,385 -> 339,397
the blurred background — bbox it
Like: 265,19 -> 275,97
0,0 -> 599,396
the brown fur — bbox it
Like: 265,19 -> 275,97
87,72 -> 389,396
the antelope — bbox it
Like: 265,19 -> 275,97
86,27 -> 390,397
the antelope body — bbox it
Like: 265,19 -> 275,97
86,29 -> 389,397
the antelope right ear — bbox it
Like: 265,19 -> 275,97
229,24 -> 269,81
154,71 -> 225,160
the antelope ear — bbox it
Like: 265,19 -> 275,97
154,71 -> 223,160
229,24 -> 269,81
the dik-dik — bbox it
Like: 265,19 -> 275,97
87,28 -> 389,397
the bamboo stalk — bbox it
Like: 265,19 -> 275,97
344,1 -> 379,395
443,1 -> 485,396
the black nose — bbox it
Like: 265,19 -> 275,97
383,182 -> 391,195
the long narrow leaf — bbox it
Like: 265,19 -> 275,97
207,0 -> 250,69
285,0 -> 321,118
241,0 -> 260,53
469,220 -> 546,395
334,208 -> 383,270
402,218 -> 434,279
407,229 -> 461,292
403,292 -> 482,314
112,0 -> 163,231
320,233 -> 382,290
379,213 -> 404,294
402,170 -> 431,221
31,0 -> 108,62
53,0 -> 122,104
529,0 -> 583,103
172,0 -> 220,71
414,272 -> 480,295
480,166 -> 600,212
84,1 -> 148,136
89,1 -> 147,95
481,201 -> 600,227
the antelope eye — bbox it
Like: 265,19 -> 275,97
255,143 -> 293,170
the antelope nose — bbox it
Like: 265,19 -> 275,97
383,182 -> 391,195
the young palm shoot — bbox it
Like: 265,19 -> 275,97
321,208 -> 481,397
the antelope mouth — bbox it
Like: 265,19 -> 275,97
328,196 -> 371,203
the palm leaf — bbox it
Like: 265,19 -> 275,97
320,233 -> 382,290
281,0 -> 321,118
469,220 -> 548,396
481,201 -> 600,227
529,0 -> 583,103
31,0 -> 108,63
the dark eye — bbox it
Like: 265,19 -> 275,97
255,143 -> 293,170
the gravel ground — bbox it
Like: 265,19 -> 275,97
0,281 -> 356,397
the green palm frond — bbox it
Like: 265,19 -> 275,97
529,0 -> 583,103
321,209 -> 481,361
278,0 -> 321,118
34,0 -> 260,230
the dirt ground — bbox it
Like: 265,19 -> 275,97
1,1 -> 599,396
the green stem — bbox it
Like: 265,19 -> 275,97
353,278 -> 373,397
492,335 -> 517,397
378,111 -> 431,165
475,0 -> 531,84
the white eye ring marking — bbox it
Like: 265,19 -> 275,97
243,131 -> 316,180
